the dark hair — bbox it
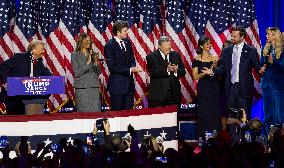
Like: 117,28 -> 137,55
232,26 -> 246,37
196,36 -> 210,55
112,20 -> 129,36
222,40 -> 233,49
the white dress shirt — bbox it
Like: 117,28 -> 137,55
114,37 -> 126,51
114,36 -> 132,74
159,50 -> 177,76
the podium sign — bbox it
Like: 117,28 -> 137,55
7,76 -> 65,96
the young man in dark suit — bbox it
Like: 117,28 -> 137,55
104,20 -> 141,111
0,40 -> 52,115
202,26 -> 266,142
146,36 -> 186,107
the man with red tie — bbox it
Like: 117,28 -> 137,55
0,40 -> 52,115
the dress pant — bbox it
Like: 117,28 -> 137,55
149,88 -> 179,108
228,83 -> 252,143
110,88 -> 134,111
263,87 -> 284,134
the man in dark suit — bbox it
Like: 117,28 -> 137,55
104,20 -> 141,111
0,40 -> 52,115
146,36 -> 186,107
203,26 -> 266,142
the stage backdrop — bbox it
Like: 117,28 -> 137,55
1,0 -> 283,118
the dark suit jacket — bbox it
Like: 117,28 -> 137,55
104,38 -> 136,95
215,44 -> 261,99
146,50 -> 185,103
0,52 -> 52,83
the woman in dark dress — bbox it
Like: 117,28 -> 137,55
192,36 -> 221,137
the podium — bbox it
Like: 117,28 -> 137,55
22,99 -> 48,115
7,76 -> 65,115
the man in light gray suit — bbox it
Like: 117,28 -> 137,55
71,33 -> 101,112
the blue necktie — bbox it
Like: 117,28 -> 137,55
231,46 -> 239,84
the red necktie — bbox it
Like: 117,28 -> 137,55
33,59 -> 37,70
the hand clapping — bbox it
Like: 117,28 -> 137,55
167,62 -> 178,73
131,66 -> 142,73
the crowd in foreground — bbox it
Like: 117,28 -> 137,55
0,119 -> 283,168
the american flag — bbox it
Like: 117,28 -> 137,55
115,0 -> 150,106
205,0 -> 234,56
88,0 -> 113,107
183,0 -> 210,93
37,0 -> 68,112
57,0 -> 88,111
0,0 -> 16,62
0,0 -> 262,112
0,0 -> 16,113
232,0 -> 262,94
165,0 -> 196,102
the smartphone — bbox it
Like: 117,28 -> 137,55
155,156 -> 167,163
86,133 -> 93,145
107,156 -> 113,163
205,131 -> 213,142
244,130 -> 252,142
96,118 -> 108,131
82,145 -> 88,155
0,136 -> 8,149
50,143 -> 60,152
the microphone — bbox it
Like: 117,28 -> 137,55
98,58 -> 110,61
88,48 -> 110,62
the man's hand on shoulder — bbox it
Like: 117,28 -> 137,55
259,64 -> 266,74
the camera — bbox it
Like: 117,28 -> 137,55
82,144 -> 88,155
155,156 -> 167,163
50,143 -> 60,152
86,133 -> 93,145
96,118 -> 108,131
122,133 -> 131,142
244,130 -> 252,142
0,136 -> 8,149
228,108 -> 240,119
205,131 -> 213,142
156,136 -> 164,144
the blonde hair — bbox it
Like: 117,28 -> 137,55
263,27 -> 283,59
27,40 -> 45,52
